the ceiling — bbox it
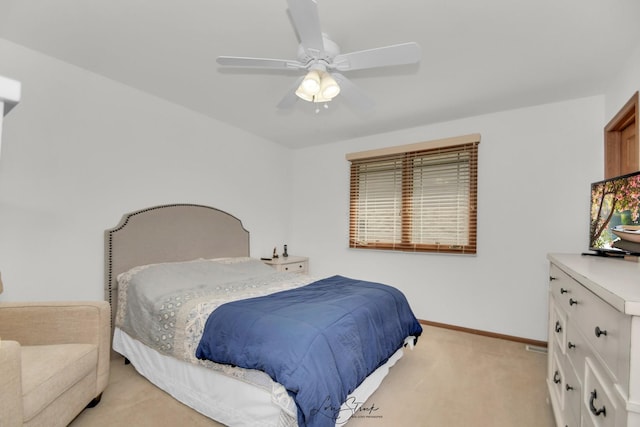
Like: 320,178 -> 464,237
1,0 -> 639,149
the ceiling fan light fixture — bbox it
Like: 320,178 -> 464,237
295,69 -> 340,103
217,0 -> 422,111
295,85 -> 315,102
300,70 -> 321,95
320,72 -> 340,99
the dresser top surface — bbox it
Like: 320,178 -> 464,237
548,253 -> 640,315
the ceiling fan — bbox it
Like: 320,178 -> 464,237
216,0 -> 421,111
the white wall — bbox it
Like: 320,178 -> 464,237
605,42 -> 640,122
289,96 -> 605,341
2,35 -> 638,342
0,105 -> 3,157
0,39 -> 293,301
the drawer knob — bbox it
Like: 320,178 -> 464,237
568,342 -> 576,350
549,276 -> 557,281
594,326 -> 608,338
569,298 -> 578,306
555,321 -> 562,333
589,389 -> 606,417
560,287 -> 568,294
566,384 -> 574,391
553,370 -> 561,384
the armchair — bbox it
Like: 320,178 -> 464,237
0,301 -> 110,426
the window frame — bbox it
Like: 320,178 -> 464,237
346,134 -> 480,255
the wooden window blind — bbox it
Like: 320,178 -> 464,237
347,134 -> 479,254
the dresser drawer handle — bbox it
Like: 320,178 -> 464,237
569,298 -> 578,306
560,287 -> 568,294
566,384 -> 574,391
555,321 -> 562,333
595,326 -> 607,338
553,370 -> 561,384
549,276 -> 557,281
568,342 -> 575,350
589,389 -> 606,417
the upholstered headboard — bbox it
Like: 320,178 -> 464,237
104,204 -> 250,331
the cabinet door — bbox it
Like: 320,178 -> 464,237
605,91 -> 638,178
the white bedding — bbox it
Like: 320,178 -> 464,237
113,257 -> 413,426
114,328 -> 407,427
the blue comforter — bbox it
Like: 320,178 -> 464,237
195,275 -> 422,427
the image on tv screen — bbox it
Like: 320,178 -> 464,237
590,171 -> 640,254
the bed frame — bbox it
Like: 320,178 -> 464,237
104,203 -> 249,332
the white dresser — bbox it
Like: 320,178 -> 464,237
547,253 -> 640,427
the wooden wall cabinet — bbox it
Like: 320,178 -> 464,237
605,92 -> 639,179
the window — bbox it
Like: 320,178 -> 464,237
347,134 -> 480,254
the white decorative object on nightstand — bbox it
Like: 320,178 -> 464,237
263,256 -> 308,274
547,253 -> 640,427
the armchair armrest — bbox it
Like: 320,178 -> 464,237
0,301 -> 111,394
0,340 -> 23,426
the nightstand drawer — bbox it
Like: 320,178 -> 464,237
278,261 -> 308,273
263,256 -> 309,274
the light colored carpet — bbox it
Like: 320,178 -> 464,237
71,325 -> 555,426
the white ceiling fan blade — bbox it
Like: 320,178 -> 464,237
332,42 -> 421,72
332,73 -> 375,112
277,76 -> 304,109
217,56 -> 306,70
287,0 -> 324,57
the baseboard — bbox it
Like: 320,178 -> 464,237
419,319 -> 547,348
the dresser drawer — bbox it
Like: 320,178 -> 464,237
569,283 -> 631,385
583,358 -> 619,427
563,354 -> 582,423
565,322 -> 588,384
550,351 -> 568,412
550,265 -> 579,307
549,349 -> 583,425
550,298 -> 568,354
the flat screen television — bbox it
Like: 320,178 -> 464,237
589,170 -> 640,256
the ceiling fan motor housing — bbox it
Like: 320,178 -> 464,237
297,35 -> 340,67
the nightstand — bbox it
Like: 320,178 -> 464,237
263,256 -> 308,274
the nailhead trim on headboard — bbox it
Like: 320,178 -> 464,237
104,203 -> 250,334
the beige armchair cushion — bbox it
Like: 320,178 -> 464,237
0,301 -> 110,426
0,340 -> 22,423
21,344 -> 97,421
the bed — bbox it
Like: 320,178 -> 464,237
105,204 -> 422,427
